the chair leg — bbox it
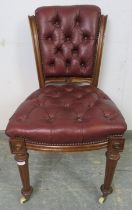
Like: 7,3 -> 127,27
15,153 -> 33,203
99,136 -> 125,204
9,138 -> 33,203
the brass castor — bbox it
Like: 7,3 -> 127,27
98,196 -> 106,204
20,196 -> 29,204
20,186 -> 33,204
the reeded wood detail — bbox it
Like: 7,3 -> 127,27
92,15 -> 108,86
26,140 -> 108,152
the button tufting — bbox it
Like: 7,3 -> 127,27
45,34 -> 53,41
83,32 -> 89,41
80,61 -> 86,67
49,114 -> 55,121
72,46 -> 79,55
55,46 -> 63,54
84,36 -> 88,40
35,6 -> 102,77
74,14 -> 81,26
48,59 -> 55,66
65,59 -> 71,67
75,20 -> 80,27
66,36 -> 70,41
103,112 -> 112,120
64,33 -> 72,42
52,14 -> 61,27
6,84 -> 127,144
54,21 -> 60,26
76,117 -> 83,122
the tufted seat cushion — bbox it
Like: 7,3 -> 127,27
6,85 -> 127,145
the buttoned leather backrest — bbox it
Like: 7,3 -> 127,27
35,5 -> 101,78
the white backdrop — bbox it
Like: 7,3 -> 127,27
0,0 -> 132,130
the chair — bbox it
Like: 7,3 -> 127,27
5,5 -> 127,204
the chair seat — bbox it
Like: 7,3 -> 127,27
6,85 -> 127,145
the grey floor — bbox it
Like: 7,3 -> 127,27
0,131 -> 132,210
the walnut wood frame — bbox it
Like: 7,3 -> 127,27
9,13 -> 126,202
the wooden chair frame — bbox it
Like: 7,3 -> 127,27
9,14 -> 125,204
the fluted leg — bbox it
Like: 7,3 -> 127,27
9,138 -> 33,203
100,151 -> 120,196
15,152 -> 33,202
99,136 -> 125,203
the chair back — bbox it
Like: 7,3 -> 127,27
29,5 -> 107,87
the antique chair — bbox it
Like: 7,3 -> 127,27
5,5 -> 127,204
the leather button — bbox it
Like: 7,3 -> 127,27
103,112 -> 112,120
45,34 -> 53,41
52,14 -> 61,27
54,21 -> 60,27
84,36 -> 88,40
48,37 -> 52,41
49,114 -> 55,120
77,117 -> 82,122
65,33 -> 72,42
73,49 -> 78,53
80,62 -> 86,67
66,37 -> 70,41
75,15 -> 81,26
75,21 -> 80,26
83,32 -> 89,41
72,46 -> 79,55
49,60 -> 55,66
65,59 -> 71,67
55,46 -> 62,54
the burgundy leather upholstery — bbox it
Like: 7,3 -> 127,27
35,5 -> 101,77
5,6 -> 127,145
6,85 -> 127,145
